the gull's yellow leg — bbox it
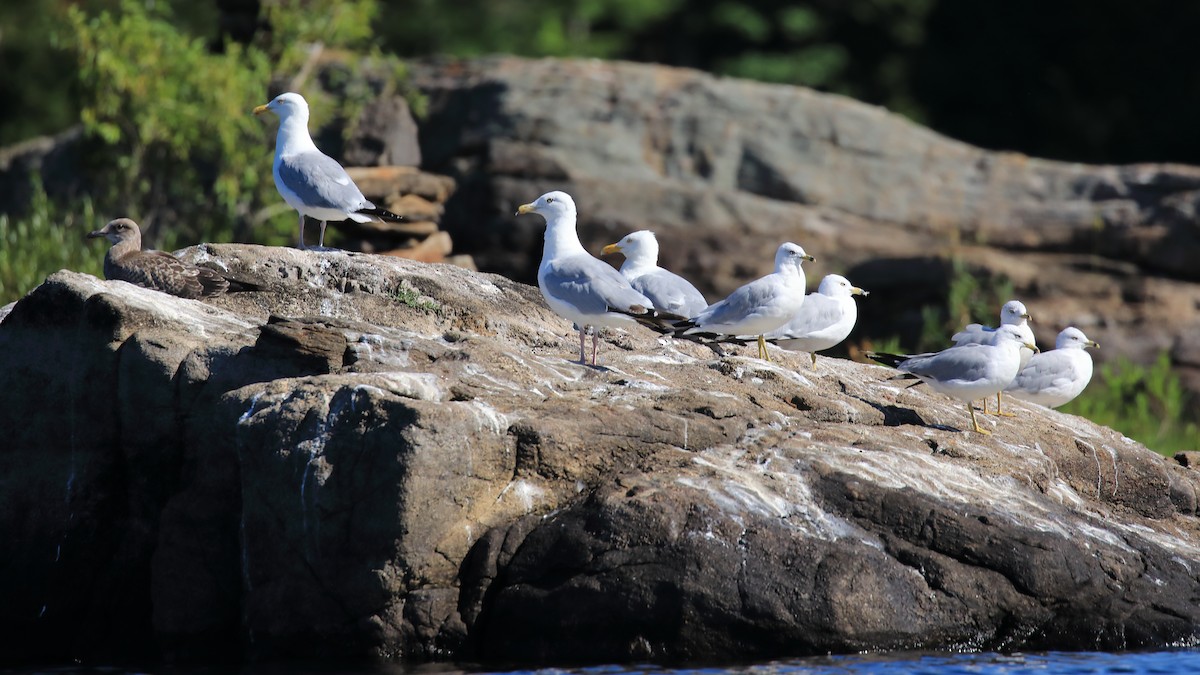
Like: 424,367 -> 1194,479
969,403 -> 991,435
995,391 -> 1016,417
810,352 -> 817,369
758,335 -> 771,361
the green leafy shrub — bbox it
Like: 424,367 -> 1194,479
58,0 -> 408,251
0,0 -> 419,304
63,0 -> 277,248
1062,353 -> 1199,455
917,257 -> 1014,352
0,178 -> 103,303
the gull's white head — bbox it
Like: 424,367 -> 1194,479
253,92 -> 309,121
994,324 -> 1039,353
816,273 -> 868,298
774,242 -> 815,273
516,190 -> 577,223
1000,300 -> 1031,326
601,230 -> 658,264
1056,327 -> 1099,351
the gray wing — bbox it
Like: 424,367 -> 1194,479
109,251 -> 205,298
1008,352 -> 1078,393
771,292 -> 843,337
630,269 -> 708,316
951,323 -> 996,346
277,151 -> 371,212
900,345 -> 992,383
543,254 -> 651,315
693,278 -> 777,326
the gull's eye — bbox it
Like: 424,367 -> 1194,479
546,197 -> 555,203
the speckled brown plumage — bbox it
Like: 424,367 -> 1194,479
87,218 -> 229,298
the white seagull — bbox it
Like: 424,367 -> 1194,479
952,299 -> 1036,415
517,191 -> 653,366
601,230 -> 708,318
254,92 -> 403,249
1005,327 -> 1099,408
679,242 -> 814,361
868,325 -> 1039,435
765,273 -> 868,367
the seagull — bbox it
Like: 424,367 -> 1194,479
516,191 -> 653,366
254,92 -> 403,249
952,299 -> 1036,416
600,230 -> 708,318
868,325 -> 1039,435
765,273 -> 868,367
1005,327 -> 1099,408
677,242 -> 814,361
87,218 -> 237,298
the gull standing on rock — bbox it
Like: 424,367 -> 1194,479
601,230 -> 708,318
87,218 -> 231,298
254,92 -> 403,249
1005,327 -> 1099,408
765,274 -> 868,367
952,299 -> 1036,415
678,242 -> 814,361
517,191 -> 653,366
868,325 -> 1039,435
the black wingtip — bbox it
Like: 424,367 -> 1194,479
865,351 -> 910,368
356,206 -> 405,223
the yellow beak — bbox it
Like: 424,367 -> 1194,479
1088,340 -> 1100,349
601,243 -> 622,256
851,286 -> 868,296
802,254 -> 816,262
516,203 -> 536,215
1022,313 -> 1033,323
1025,342 -> 1040,354
253,103 -> 270,116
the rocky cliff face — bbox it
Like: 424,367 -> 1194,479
2,246 -> 1198,665
407,56 -> 1200,398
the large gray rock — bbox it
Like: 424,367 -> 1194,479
1,245 -> 1198,665
410,57 -> 1200,403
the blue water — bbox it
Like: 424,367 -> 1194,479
455,650 -> 1196,675
459,651 -> 1200,675
9,651 -> 1200,675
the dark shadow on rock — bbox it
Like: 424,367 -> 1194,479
851,395 -> 927,427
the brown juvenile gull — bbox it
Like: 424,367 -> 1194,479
87,218 -> 233,299
254,92 -> 404,249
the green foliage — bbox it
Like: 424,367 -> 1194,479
0,178 -> 103,304
63,0 -> 277,247
263,0 -> 380,71
388,283 -> 441,314
377,0 -> 684,59
918,258 -> 1014,352
1062,354 -> 1200,456
52,0 -> 411,253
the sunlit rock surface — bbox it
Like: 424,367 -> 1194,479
409,56 -> 1200,404
0,245 -> 1198,665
